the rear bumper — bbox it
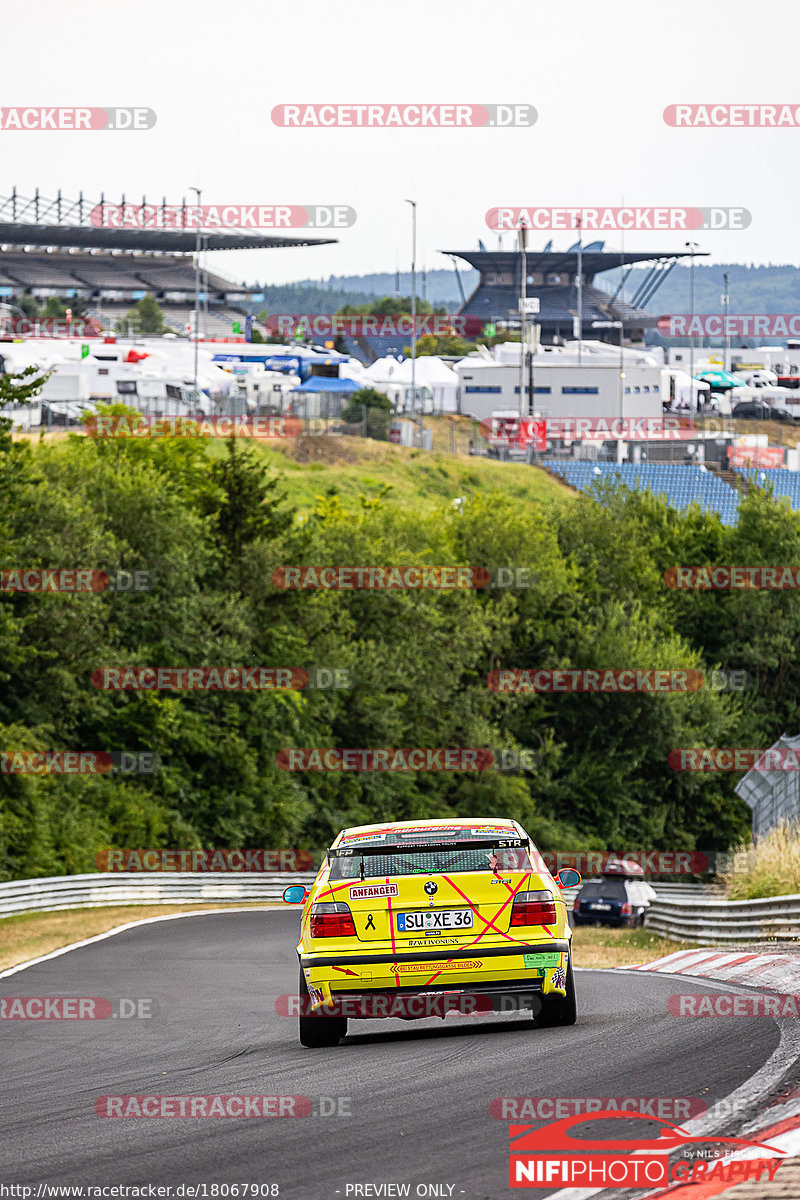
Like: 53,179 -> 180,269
300,940 -> 571,1012
303,980 -> 547,1021
299,939 -> 570,969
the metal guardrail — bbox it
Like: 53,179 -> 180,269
0,873 -> 721,922
645,893 -> 800,944
0,872 -> 319,919
563,881 -> 722,914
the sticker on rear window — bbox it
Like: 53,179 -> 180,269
349,883 -> 399,900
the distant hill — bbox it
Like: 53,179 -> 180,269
266,263 -> 800,320
277,270 -> 476,311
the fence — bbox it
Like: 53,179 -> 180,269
0,872 -> 319,919
735,737 -> 800,839
644,893 -> 800,944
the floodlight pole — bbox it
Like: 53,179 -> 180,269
190,186 -> 202,406
518,219 -> 528,418
405,199 -> 418,432
722,272 -> 730,373
686,241 -> 699,410
576,217 -> 583,364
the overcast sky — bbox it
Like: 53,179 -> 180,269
4,0 -> 798,289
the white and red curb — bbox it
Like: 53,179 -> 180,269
620,947 -> 800,993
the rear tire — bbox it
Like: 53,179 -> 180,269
298,969 -> 347,1048
536,957 -> 577,1027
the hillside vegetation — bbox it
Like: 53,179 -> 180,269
6,414 -> 800,879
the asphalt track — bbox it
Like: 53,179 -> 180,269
1,910 -> 797,1199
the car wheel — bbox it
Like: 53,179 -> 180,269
535,956 -> 577,1028
298,969 -> 347,1048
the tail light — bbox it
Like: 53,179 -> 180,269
621,902 -> 632,916
572,897 -> 581,912
510,890 -> 557,927
309,902 -> 356,938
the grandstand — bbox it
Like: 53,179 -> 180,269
0,189 -> 337,337
734,467 -> 800,512
444,245 -> 708,346
544,461 -> 741,525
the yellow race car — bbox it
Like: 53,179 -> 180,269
283,817 -> 581,1047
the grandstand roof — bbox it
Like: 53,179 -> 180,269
444,247 -> 708,281
0,223 -> 335,253
0,191 -> 338,252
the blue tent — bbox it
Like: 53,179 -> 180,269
294,376 -> 362,393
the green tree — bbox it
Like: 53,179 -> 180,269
341,387 -> 393,440
123,295 -> 166,335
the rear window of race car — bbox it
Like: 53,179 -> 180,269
328,843 -> 533,880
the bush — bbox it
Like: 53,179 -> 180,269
724,823 -> 800,899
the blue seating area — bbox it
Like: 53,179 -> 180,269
544,461 -> 741,525
734,467 -> 800,512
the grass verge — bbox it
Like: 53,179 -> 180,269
0,903 -> 279,973
570,924 -> 696,969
